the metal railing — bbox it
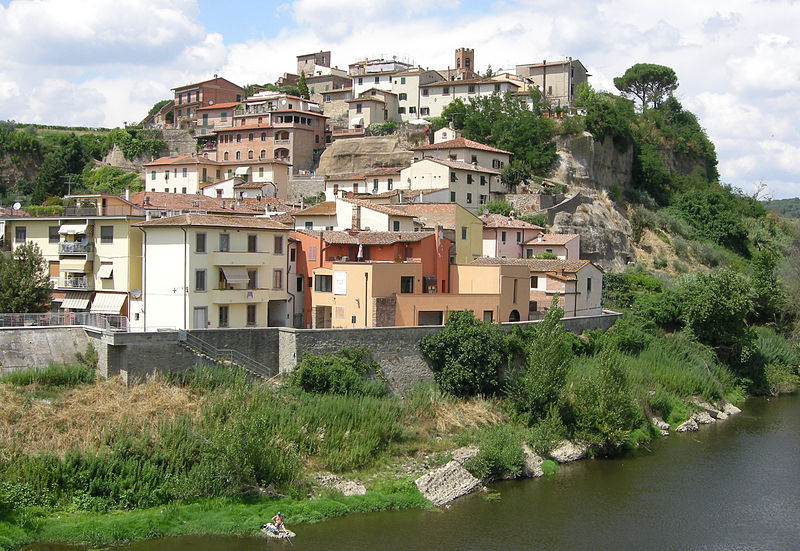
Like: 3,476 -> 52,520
0,312 -> 128,331
180,331 -> 274,380
59,242 -> 94,254
62,276 -> 90,289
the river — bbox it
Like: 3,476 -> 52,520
28,394 -> 800,550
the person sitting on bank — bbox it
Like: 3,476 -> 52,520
272,512 -> 285,532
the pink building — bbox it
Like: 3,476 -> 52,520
480,214 -> 543,258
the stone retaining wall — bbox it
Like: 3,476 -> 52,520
0,327 -> 90,374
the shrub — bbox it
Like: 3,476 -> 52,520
419,311 -> 508,397
463,424 -> 525,480
290,347 -> 384,396
763,364 -> 799,396
167,363 -> 248,390
601,314 -> 656,355
536,251 -> 558,259
527,405 -> 567,455
652,255 -> 667,270
672,260 -> 688,274
540,459 -> 558,475
486,200 -> 512,216
672,236 -> 690,258
519,213 -> 546,227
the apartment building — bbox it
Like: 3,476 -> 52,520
514,58 -> 589,108
393,203 -> 483,264
413,137 -> 512,171
195,102 -> 240,135
346,89 -> 397,128
135,214 -> 292,330
399,158 -> 503,212
323,167 -> 403,200
2,195 -> 145,328
390,68 -> 445,122
143,155 -> 221,194
172,76 -> 244,129
418,79 -> 520,118
523,233 -> 580,260
128,191 -> 261,219
293,197 -> 417,232
480,213 -> 544,258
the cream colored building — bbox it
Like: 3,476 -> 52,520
523,233 -> 580,260
399,158 -> 503,213
135,214 -> 292,330
323,167 -> 402,201
293,197 -> 417,231
390,69 -> 445,122
514,58 -> 589,108
413,137 -> 512,172
346,89 -> 398,128
419,79 -> 520,118
2,195 -> 145,329
144,155 -> 221,195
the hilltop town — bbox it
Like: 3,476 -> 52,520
0,48 -> 602,332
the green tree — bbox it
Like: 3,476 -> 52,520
750,248 -> 786,325
148,99 -> 171,115
297,71 -> 310,99
486,200 -> 512,216
419,310 -> 508,397
441,98 -> 467,129
501,160 -> 530,192
0,242 -> 53,312
613,63 -> 678,111
485,64 -> 493,78
80,165 -> 142,195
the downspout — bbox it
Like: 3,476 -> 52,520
286,237 -> 295,327
181,226 -> 187,330
364,272 -> 369,327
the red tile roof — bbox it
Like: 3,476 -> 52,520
471,257 -> 597,277
524,233 -> 579,245
297,230 -> 434,245
172,76 -> 243,91
295,201 -> 336,216
480,214 -> 543,230
338,197 -> 415,217
128,192 -> 259,214
391,203 -> 462,229
197,102 -> 241,111
135,213 -> 289,230
413,137 -> 512,155
144,155 -> 205,166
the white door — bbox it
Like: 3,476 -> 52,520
193,307 -> 208,329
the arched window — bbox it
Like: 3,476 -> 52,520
236,134 -> 241,143
235,151 -> 241,160
248,150 -> 254,159
260,149 -> 266,159
248,133 -> 253,141
261,133 -> 266,141
223,152 -> 229,161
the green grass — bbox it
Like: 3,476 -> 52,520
0,363 -> 95,388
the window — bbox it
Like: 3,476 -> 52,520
400,276 -> 414,293
548,85 -> 552,96
480,175 -> 487,185
483,310 -> 494,322
49,226 -> 59,243
450,191 -> 456,202
401,77 -> 406,84
248,150 -> 254,159
480,194 -> 487,204
324,94 -> 331,102
357,77 -> 363,85
492,159 -> 501,169
398,107 -> 405,114
274,235 -> 283,254
501,231 -> 507,243
530,275 -> 539,288
399,93 -> 407,100
516,231 -> 522,243
247,269 -> 257,289
223,152 -> 229,161
248,133 -> 253,142
14,226 -> 26,243
273,269 -> 282,289
471,155 -> 478,163
261,132 -> 266,141
420,107 -> 429,115
374,76 -> 380,84
49,261 -> 59,277
219,233 -> 230,252
247,234 -> 257,252
235,151 -> 241,160
526,248 -> 533,258
236,134 -> 241,142
393,220 -> 400,231
100,225 -> 113,244
164,170 -> 169,180
356,103 -> 362,114
409,106 -> 416,114
468,85 -> 475,94
218,305 -> 229,328
296,276 -> 303,292
182,167 -> 187,177
305,221 -> 313,230
466,192 -> 472,204
220,111 -> 227,121
461,226 -> 467,240
246,304 -> 256,326
196,232 -> 206,253
587,277 -> 592,294
450,172 -> 457,182
387,178 -> 393,190
151,170 -> 156,180
308,245 -> 317,261
373,178 -> 379,192
195,269 -> 206,291
442,86 -> 450,95
182,187 -> 187,193
467,174 -> 473,185
315,274 -> 332,292
494,83 -> 501,93
290,247 -> 296,262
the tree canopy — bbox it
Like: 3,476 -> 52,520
613,63 -> 678,110
297,71 -> 310,99
148,100 -> 171,116
0,242 -> 53,313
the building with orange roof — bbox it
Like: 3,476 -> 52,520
346,89 -> 398,129
413,137 -> 512,171
172,76 -> 244,130
399,157 -> 503,213
135,214 -> 292,330
195,101 -> 241,135
419,78 -> 520,118
480,213 -> 544,258
323,166 -> 403,200
392,202 -> 483,264
523,232 -> 580,260
128,191 -> 263,217
292,197 -> 419,232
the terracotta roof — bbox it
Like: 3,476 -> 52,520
413,137 -> 513,155
144,155 -> 204,166
346,96 -> 385,104
326,167 -> 403,181
355,188 -> 441,200
172,77 -> 243,91
419,78 -> 519,88
135,213 -> 288,230
295,201 -> 336,216
297,230 -> 434,245
417,158 -> 500,175
128,192 -> 258,214
471,257 -> 594,277
338,197 -> 415,217
197,102 -> 241,111
524,233 -> 579,245
268,109 -> 326,117
234,181 -> 269,189
480,214 -> 544,230
392,203 -> 460,229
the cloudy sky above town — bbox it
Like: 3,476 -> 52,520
0,0 -> 797,198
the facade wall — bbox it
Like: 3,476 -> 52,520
482,227 -> 543,258
145,162 -> 218,194
453,207 -> 484,264
400,160 -> 501,213
524,238 -> 578,260
414,146 -> 510,171
514,60 -> 588,107
419,82 -> 518,118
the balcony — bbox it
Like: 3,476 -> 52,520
60,276 -> 92,290
211,250 -> 266,266
274,139 -> 290,145
63,206 -> 144,216
210,288 -> 280,304
59,242 -> 94,255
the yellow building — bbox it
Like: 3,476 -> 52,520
2,195 -> 145,327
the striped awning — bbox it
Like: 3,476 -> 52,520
235,166 -> 250,176
60,259 -> 91,272
60,292 -> 91,310
97,264 -> 114,279
59,223 -> 88,235
90,293 -> 126,314
221,266 -> 250,283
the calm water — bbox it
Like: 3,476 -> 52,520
28,394 -> 800,550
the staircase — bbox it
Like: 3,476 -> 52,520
178,331 -> 277,382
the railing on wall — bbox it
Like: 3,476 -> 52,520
0,312 -> 128,331
179,331 -> 274,380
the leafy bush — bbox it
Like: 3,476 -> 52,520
671,188 -> 750,254
558,115 -> 586,136
463,424 -> 525,480
527,405 -> 567,454
519,213 -> 546,227
290,347 -> 385,396
419,311 -> 508,397
600,313 -> 656,355
486,200 -> 512,216
367,121 -> 397,136
23,205 -> 64,215
652,255 -> 668,269
763,363 -> 799,396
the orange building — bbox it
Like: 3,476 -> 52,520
292,229 -> 450,328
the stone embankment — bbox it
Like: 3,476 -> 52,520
414,398 -> 743,507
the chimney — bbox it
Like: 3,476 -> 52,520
124,187 -> 130,201
144,195 -> 151,206
351,205 -> 361,231
221,200 -> 225,209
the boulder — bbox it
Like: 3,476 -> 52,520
723,403 -> 742,416
651,417 -> 670,436
415,461 -> 481,507
692,411 -> 715,425
522,445 -> 545,478
691,397 -> 727,420
450,446 -> 480,465
549,440 -> 588,463
675,418 -> 699,432
314,474 -> 366,497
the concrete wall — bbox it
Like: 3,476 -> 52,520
0,327 -> 90,373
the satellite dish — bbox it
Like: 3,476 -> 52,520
208,100 -> 214,105
12,202 -> 21,210
280,99 -> 287,106
131,289 -> 142,299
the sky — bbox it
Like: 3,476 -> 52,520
0,0 -> 798,199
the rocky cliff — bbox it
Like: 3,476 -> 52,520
317,136 -> 413,176
550,132 -> 633,191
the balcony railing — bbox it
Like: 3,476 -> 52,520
0,312 -> 128,331
274,139 -> 290,145
61,276 -> 90,289
59,242 -> 94,254
63,206 -> 145,217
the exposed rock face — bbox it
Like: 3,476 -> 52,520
723,403 -> 742,416
450,446 -> 480,465
550,196 -> 634,272
692,411 -> 716,425
522,445 -> 545,477
549,440 -> 588,463
317,136 -> 413,177
675,418 -> 699,432
314,474 -> 367,497
415,461 -> 481,507
549,132 -> 633,191
651,417 -> 670,436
